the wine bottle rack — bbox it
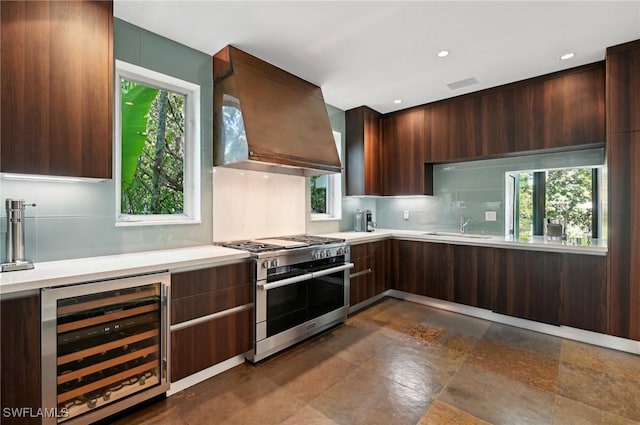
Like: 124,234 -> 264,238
42,273 -> 170,425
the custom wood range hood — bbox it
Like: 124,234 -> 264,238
213,45 -> 341,176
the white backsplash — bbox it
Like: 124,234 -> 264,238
212,167 -> 306,241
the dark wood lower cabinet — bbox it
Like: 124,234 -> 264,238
170,262 -> 254,381
171,308 -> 252,381
171,262 -> 252,301
171,283 -> 252,325
349,243 -> 373,306
349,240 -> 391,306
393,240 -> 453,301
452,245 -> 495,309
392,240 -> 609,334
171,261 -> 253,336
493,249 -> 561,325
560,254 -> 608,333
0,294 -> 41,425
374,240 -> 391,294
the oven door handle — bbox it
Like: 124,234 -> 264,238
258,273 -> 313,291
311,262 -> 354,279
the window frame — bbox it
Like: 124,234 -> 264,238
508,166 -> 600,239
114,60 -> 201,226
310,131 -> 342,221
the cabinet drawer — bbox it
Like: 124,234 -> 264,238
350,243 -> 369,260
171,262 -> 252,300
171,283 -> 252,325
350,272 -> 375,306
170,308 -> 252,381
351,256 -> 372,275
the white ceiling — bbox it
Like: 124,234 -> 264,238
115,1 -> 640,114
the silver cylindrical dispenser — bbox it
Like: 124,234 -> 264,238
2,198 -> 36,272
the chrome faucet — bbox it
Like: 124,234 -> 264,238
459,216 -> 471,234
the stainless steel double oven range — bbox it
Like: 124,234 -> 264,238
223,235 -> 353,362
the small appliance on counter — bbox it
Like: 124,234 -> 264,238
354,209 -> 375,232
1,198 -> 36,272
546,221 -> 565,240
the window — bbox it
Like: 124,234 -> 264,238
508,166 -> 600,240
310,131 -> 342,220
115,60 -> 200,225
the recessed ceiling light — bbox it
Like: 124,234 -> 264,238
394,99 -> 402,104
560,52 -> 575,60
436,50 -> 450,58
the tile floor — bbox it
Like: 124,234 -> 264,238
115,298 -> 640,425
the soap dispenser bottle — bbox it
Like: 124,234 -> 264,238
354,210 -> 363,232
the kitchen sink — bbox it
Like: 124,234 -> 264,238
422,231 -> 493,239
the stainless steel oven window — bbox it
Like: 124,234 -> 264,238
252,265 -> 351,362
41,272 -> 170,425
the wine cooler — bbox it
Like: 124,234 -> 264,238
41,273 -> 170,424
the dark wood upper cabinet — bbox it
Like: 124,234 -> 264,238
446,96 -> 483,160
347,63 -> 603,196
607,39 -> 640,134
428,103 -> 450,162
0,0 -> 113,178
430,94 -> 489,161
479,87 -> 521,156
400,62 -> 604,166
382,109 -> 429,195
345,106 -> 383,195
520,64 -> 605,151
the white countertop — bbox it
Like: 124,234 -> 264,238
0,245 -> 250,295
1,228 -> 606,296
322,229 -> 607,256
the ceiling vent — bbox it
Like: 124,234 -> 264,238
446,77 -> 479,90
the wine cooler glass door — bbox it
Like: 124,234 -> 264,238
41,272 -> 170,425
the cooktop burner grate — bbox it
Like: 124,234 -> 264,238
274,235 -> 345,245
221,235 -> 346,254
221,240 -> 284,253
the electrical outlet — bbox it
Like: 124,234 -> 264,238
403,210 -> 410,220
485,211 -> 497,221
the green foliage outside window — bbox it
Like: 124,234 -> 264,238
516,167 -> 594,240
310,176 -> 327,214
517,173 -> 534,240
546,168 -> 593,236
121,79 -> 185,215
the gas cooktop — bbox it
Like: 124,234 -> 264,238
221,235 -> 345,254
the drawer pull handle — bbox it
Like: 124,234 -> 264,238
170,303 -> 252,331
350,269 -> 372,278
